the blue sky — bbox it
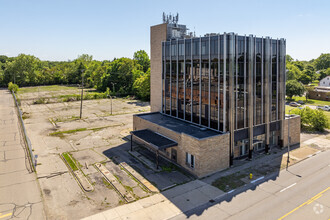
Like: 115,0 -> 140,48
0,0 -> 329,61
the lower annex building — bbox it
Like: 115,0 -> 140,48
132,15 -> 300,178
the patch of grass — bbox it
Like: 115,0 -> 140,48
59,92 -> 108,102
161,164 -> 178,172
102,177 -> 112,188
52,116 -> 80,123
62,152 -> 78,171
90,125 -> 113,132
212,172 -> 247,192
22,112 -> 30,120
18,85 -> 79,94
124,185 -> 133,193
49,128 -> 87,137
33,98 -> 48,104
287,96 -> 330,106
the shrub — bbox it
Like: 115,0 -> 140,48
291,107 -> 329,131
8,82 -> 19,93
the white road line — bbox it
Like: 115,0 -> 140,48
251,176 -> 264,184
280,183 -> 297,193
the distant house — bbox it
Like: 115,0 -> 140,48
319,76 -> 330,87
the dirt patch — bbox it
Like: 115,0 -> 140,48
43,189 -> 51,196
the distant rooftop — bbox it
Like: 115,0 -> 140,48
135,112 -> 222,139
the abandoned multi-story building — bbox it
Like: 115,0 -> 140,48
132,15 -> 300,178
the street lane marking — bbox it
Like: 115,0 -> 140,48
280,183 -> 296,192
278,186 -> 330,220
251,176 -> 264,183
306,194 -> 322,204
0,213 -> 12,219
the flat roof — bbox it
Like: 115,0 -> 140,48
131,129 -> 177,151
135,112 -> 221,139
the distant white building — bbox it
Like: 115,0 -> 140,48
319,76 -> 330,87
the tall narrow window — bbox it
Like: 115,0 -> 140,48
185,152 -> 195,169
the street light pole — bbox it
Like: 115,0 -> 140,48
80,70 -> 85,119
287,108 -> 296,170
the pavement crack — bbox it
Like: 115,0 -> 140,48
37,171 -> 69,179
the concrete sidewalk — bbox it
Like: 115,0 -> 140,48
83,137 -> 329,220
82,180 -> 225,220
0,89 -> 45,220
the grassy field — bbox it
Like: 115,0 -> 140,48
18,85 -> 79,94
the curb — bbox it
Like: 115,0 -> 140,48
94,163 -> 132,203
60,153 -> 94,192
119,162 -> 159,193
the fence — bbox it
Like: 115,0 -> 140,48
12,91 -> 36,172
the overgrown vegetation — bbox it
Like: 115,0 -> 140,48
8,82 -> 19,93
50,128 -> 87,137
49,125 -> 117,137
212,172 -> 247,192
290,107 -> 329,131
62,152 -> 78,171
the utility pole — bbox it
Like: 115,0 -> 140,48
80,69 -> 85,119
107,94 -> 112,115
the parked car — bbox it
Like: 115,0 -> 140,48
289,102 -> 301,107
297,100 -> 305,105
316,105 -> 330,111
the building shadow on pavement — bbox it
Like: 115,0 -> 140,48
101,136 -> 301,219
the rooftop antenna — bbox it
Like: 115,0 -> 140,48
163,12 -> 180,24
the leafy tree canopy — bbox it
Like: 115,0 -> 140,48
314,53 -> 330,71
286,80 -> 305,99
133,50 -> 150,72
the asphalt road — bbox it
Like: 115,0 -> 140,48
0,89 -> 45,219
172,149 -> 330,220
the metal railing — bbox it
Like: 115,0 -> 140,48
12,91 -> 36,172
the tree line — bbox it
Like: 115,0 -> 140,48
0,50 -> 151,100
1,52 -> 329,101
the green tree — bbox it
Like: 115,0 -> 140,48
3,54 -> 41,86
286,80 -> 305,99
292,61 -> 305,72
298,72 -> 312,84
100,58 -> 139,95
313,53 -> 330,71
0,55 -> 9,63
133,50 -> 150,72
286,63 -> 301,80
318,68 -> 330,80
133,68 -> 150,100
286,55 -> 293,63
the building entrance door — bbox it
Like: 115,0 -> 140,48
171,148 -> 177,162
